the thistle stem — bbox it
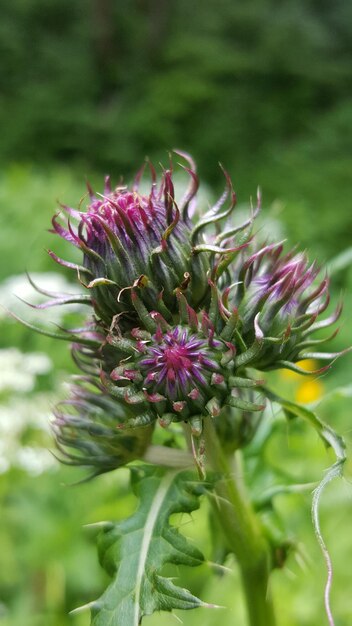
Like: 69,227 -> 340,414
203,417 -> 276,626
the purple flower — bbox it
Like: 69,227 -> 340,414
24,154 -> 346,474
139,327 -> 219,400
230,243 -> 342,372
100,293 -> 264,440
49,156 -> 210,326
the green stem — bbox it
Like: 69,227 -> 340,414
143,445 -> 193,468
203,417 -> 276,626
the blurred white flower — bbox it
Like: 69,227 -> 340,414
0,394 -> 57,475
16,446 -> 54,476
0,347 -> 52,393
0,346 -> 62,475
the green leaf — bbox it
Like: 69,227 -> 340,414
260,387 -> 346,460
261,387 -> 346,625
90,466 -> 210,626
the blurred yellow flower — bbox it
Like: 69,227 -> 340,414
295,379 -> 325,403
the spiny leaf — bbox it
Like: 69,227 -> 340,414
90,466 -> 211,626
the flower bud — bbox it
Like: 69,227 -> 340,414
230,244 -> 343,372
52,374 -> 154,475
50,156 -> 212,327
29,155 -> 345,474
97,291 -> 266,443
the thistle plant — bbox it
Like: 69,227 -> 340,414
18,152 -> 348,626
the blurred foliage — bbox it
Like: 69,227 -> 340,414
0,0 -> 352,257
0,1 -> 352,624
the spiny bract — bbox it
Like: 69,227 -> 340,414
35,152 -> 343,474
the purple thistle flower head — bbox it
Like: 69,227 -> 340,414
231,242 -> 343,371
238,246 -> 318,323
23,153 -> 347,475
100,293 -> 265,441
139,327 -> 219,401
49,154 -> 213,326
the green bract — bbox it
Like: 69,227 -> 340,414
28,152 -> 342,474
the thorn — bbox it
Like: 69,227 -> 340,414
83,521 -> 113,530
170,612 -> 184,624
173,401 -> 186,413
188,388 -> 200,400
70,601 -> 96,615
206,560 -> 233,574
211,373 -> 225,385
203,601 -> 226,610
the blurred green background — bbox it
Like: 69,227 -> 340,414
0,1 -> 352,625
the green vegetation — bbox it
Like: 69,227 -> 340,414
0,161 -> 351,626
0,1 -> 352,258
0,2 -> 352,624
